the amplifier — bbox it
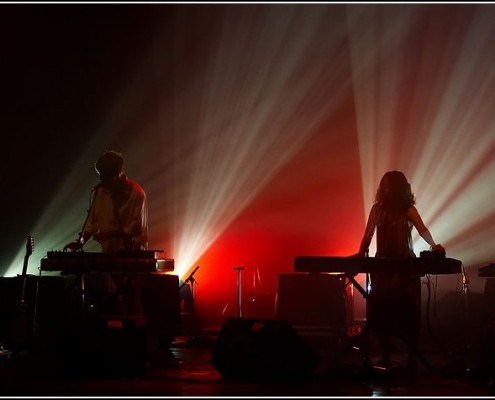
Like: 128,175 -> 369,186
276,273 -> 347,329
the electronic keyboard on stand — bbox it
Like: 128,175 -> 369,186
294,255 -> 461,298
40,250 -> 174,274
293,255 -> 463,371
294,255 -> 462,276
39,250 -> 175,316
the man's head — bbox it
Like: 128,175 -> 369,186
95,150 -> 124,186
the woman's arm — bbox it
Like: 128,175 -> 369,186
408,206 -> 445,252
358,203 -> 379,256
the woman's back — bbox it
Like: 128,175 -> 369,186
375,205 -> 415,258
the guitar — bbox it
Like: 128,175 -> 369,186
19,236 -> 35,312
7,236 -> 35,351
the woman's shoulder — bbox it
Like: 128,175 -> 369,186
407,205 -> 422,220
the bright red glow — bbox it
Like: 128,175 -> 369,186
187,104 -> 365,328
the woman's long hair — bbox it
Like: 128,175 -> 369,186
375,170 -> 415,211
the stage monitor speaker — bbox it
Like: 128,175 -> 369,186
211,317 -> 319,381
275,273 -> 346,329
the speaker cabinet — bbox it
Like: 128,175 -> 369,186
211,317 -> 319,381
483,278 -> 495,322
140,273 -> 180,334
275,273 -> 346,329
0,275 -> 36,351
0,275 -> 65,352
140,273 -> 181,362
59,315 -> 148,378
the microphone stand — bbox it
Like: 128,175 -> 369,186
180,266 -> 200,343
460,265 -> 473,375
234,266 -> 245,318
180,266 -> 200,291
75,186 -> 99,250
73,187 -> 99,316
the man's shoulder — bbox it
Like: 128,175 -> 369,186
125,175 -> 146,195
125,176 -> 146,196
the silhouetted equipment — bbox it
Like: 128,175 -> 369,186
294,255 -> 462,275
179,267 -> 201,342
481,278 -> 495,322
1,251 -> 181,377
39,251 -> 175,316
276,273 -> 346,329
211,317 -> 319,381
180,265 -> 200,289
0,275 -> 66,352
51,273 -> 180,376
59,315 -> 148,378
40,250 -> 174,273
478,263 -> 495,277
470,274 -> 495,383
292,255 -> 463,370
233,266 -> 245,318
2,236 -> 36,351
275,273 -> 349,364
419,249 -> 446,258
140,273 -> 181,352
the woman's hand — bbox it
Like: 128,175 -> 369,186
431,244 -> 446,253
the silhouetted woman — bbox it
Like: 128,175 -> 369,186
358,170 -> 445,371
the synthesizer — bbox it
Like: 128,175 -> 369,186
294,255 -> 462,276
40,250 -> 174,274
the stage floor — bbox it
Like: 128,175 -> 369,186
1,328 -> 494,398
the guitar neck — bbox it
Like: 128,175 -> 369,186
21,255 -> 30,277
19,257 -> 30,308
20,236 -> 34,308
